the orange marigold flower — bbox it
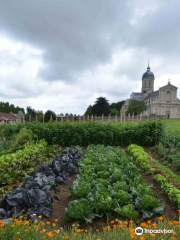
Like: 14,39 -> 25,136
158,216 -> 164,221
23,220 -> 29,226
140,237 -> 147,240
46,232 -> 54,238
150,234 -> 156,238
140,222 -> 147,228
64,236 -> 70,239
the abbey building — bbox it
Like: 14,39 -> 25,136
121,64 -> 180,118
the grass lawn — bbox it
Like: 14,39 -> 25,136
161,119 -> 180,134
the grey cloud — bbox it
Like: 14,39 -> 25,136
0,0 -> 180,113
0,0 -> 129,82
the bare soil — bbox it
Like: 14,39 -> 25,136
49,175 -> 76,224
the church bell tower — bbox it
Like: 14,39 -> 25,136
141,62 -> 155,96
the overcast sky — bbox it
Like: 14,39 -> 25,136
0,0 -> 180,114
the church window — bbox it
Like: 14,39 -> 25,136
166,91 -> 171,101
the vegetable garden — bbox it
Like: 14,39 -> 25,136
0,120 -> 179,240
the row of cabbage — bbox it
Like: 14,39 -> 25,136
128,144 -> 180,209
65,145 -> 164,222
0,147 -> 82,220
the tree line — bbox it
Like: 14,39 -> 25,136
84,97 -> 125,116
0,97 -> 146,123
84,97 -> 146,116
0,102 -> 24,114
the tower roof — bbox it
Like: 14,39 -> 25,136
142,64 -> 155,80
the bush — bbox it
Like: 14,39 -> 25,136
11,127 -> 33,151
0,121 -> 164,147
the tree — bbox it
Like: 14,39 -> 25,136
92,97 -> 111,116
126,100 -> 146,115
84,105 -> 93,116
44,110 -> 56,122
110,108 -> 119,116
25,106 -> 36,121
110,101 -> 125,111
36,110 -> 44,122
0,101 -> 24,113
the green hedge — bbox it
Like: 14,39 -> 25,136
0,121 -> 164,147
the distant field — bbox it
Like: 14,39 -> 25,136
161,119 -> 180,133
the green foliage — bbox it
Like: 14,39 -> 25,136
110,101 -> 125,111
11,127 -> 33,151
84,99 -> 125,116
110,108 -> 119,116
44,110 -> 56,122
155,131 -> 180,170
0,140 -> 49,186
0,101 -> 24,114
65,199 -> 94,222
84,105 -> 93,116
25,107 -> 44,122
128,144 -> 180,199
126,99 -> 146,115
115,204 -> 139,220
154,174 -> 180,208
66,145 -> 163,222
0,140 -> 12,155
128,144 -> 154,172
0,120 -> 164,147
92,97 -> 111,116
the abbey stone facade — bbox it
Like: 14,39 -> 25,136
121,64 -> 180,118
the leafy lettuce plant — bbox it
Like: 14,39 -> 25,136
65,199 -> 94,222
115,204 -> 139,220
